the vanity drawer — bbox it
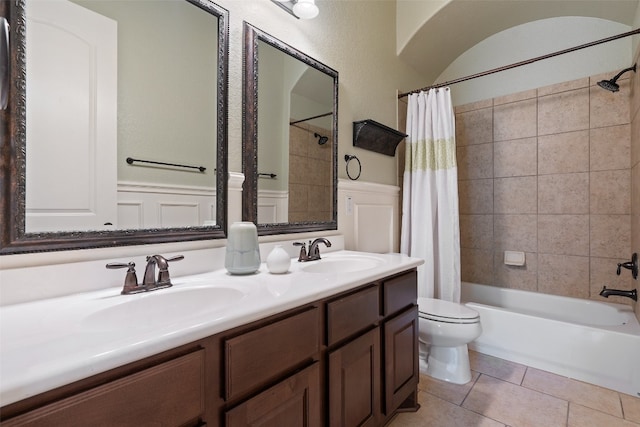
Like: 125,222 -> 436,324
382,270 -> 417,316
326,285 -> 380,346
3,350 -> 205,427
224,306 -> 320,401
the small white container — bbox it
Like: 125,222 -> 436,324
266,245 -> 291,274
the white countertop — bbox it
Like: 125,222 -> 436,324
0,250 -> 423,406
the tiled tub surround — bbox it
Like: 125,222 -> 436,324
631,48 -> 640,321
456,70 -> 636,305
389,351 -> 640,427
0,246 -> 423,406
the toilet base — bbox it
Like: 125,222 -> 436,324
423,344 -> 472,384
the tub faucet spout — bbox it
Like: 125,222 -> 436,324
599,286 -> 637,301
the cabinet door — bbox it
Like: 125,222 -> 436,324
383,306 -> 419,415
328,327 -> 381,427
2,350 -> 205,427
225,363 -> 321,427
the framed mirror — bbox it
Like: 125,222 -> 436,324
242,23 -> 338,236
0,0 -> 229,254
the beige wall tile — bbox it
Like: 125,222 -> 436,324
494,88 -> 537,106
494,98 -> 537,141
568,403 -> 638,427
590,214 -> 631,258
538,173 -> 589,214
494,137 -> 537,178
458,179 -> 493,214
456,108 -> 493,146
523,368 -> 622,417
494,251 -> 537,291
538,214 -> 589,256
289,154 -> 308,184
590,125 -> 630,171
537,254 -> 590,298
462,375 -> 568,427
494,214 -> 537,252
494,176 -> 537,214
537,77 -> 589,97
590,256 -> 634,305
590,79 -> 631,129
632,107 -> 640,169
632,164 -> 640,253
461,248 -> 494,285
455,98 -> 493,114
289,183 -> 309,208
538,130 -> 589,175
460,214 -> 493,249
590,170 -> 630,214
457,143 -> 493,180
538,88 -> 589,135
289,124 -> 310,157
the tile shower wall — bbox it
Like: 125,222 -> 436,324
288,123 -> 333,222
632,48 -> 640,320
456,70 -> 635,305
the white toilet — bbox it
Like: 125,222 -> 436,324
417,297 -> 482,384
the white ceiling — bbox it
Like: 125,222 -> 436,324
397,0 -> 640,84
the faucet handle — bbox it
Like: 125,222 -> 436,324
293,242 -> 308,262
617,253 -> 638,280
106,262 -> 140,294
152,254 -> 185,286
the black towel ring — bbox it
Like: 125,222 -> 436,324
345,154 -> 361,180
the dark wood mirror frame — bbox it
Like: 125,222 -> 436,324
0,0 -> 229,255
242,22 -> 338,236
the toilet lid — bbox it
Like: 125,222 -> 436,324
418,297 -> 480,324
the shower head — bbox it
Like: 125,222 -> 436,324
314,132 -> 329,145
597,63 -> 636,92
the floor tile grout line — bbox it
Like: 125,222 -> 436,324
459,371 -> 482,407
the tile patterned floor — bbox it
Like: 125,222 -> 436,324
388,351 -> 640,427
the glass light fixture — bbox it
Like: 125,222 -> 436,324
271,0 -> 319,20
292,0 -> 319,19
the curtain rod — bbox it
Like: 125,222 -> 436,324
398,28 -> 640,99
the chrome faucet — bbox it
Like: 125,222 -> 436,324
294,238 -> 332,262
106,254 -> 184,295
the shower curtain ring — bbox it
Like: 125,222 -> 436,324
345,154 -> 361,180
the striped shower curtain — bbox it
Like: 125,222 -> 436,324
400,88 -> 461,302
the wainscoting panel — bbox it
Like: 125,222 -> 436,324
338,179 -> 400,253
257,190 -> 289,224
117,182 -> 216,229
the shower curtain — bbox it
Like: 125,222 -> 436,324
401,88 -> 461,302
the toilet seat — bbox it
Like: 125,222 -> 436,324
418,298 -> 480,324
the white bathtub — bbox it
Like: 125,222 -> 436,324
461,282 -> 640,397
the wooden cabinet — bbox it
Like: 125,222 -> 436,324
1,269 -> 418,427
224,307 -> 320,401
383,306 -> 419,415
2,350 -> 206,427
225,363 -> 321,427
328,327 -> 381,427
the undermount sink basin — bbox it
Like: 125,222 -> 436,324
301,256 -> 383,274
83,286 -> 245,331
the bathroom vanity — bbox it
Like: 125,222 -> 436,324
0,251 -> 421,426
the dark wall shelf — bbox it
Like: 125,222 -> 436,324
353,120 -> 407,157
